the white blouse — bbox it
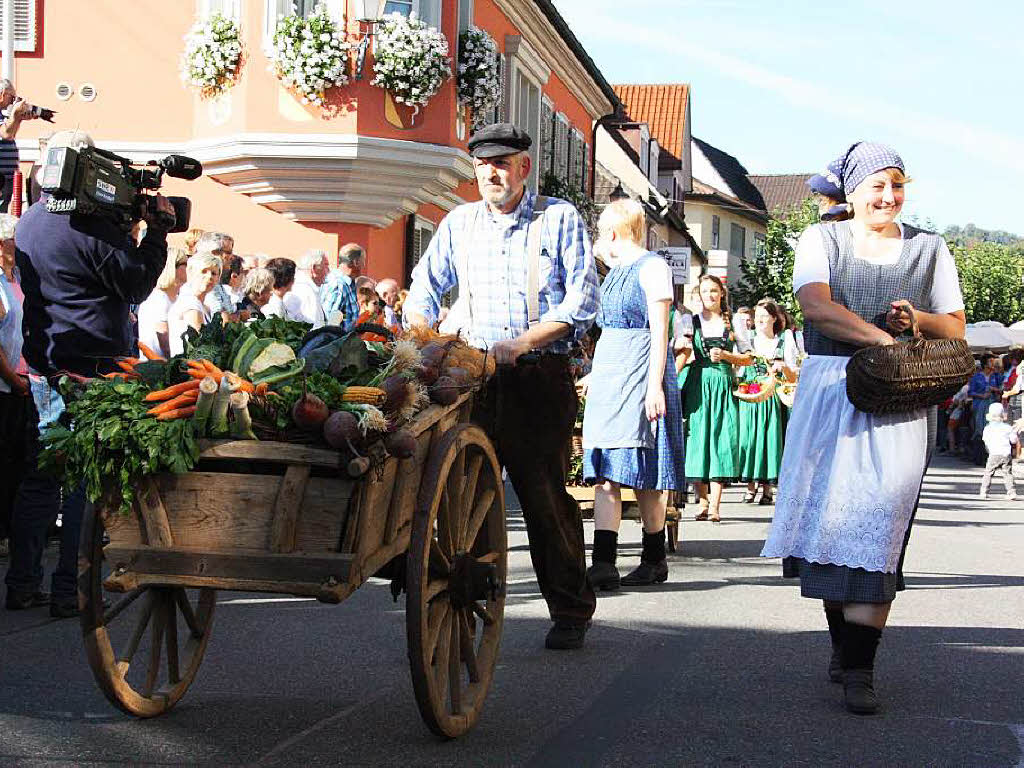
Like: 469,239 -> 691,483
792,223 -> 965,315
168,293 -> 212,356
677,312 -> 733,350
750,330 -> 799,370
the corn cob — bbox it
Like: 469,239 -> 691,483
341,386 -> 387,407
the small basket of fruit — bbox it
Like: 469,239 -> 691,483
733,375 -> 777,404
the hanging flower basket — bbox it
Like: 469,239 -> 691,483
457,27 -> 501,128
181,12 -> 244,99
371,13 -> 451,117
270,3 -> 351,107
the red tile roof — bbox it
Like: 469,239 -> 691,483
612,84 -> 690,164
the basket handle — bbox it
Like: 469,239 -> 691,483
890,300 -> 921,340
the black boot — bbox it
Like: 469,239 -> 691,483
622,529 -> 668,586
587,530 -> 620,591
825,607 -> 845,683
840,622 -> 882,715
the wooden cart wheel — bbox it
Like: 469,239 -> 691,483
407,423 -> 507,739
78,502 -> 216,717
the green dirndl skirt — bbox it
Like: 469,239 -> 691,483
738,395 -> 787,483
682,363 -> 739,482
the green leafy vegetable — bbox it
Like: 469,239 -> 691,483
39,377 -> 200,514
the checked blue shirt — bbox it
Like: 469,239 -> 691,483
404,191 -> 599,354
320,270 -> 360,331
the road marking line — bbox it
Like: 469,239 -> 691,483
250,691 -> 391,766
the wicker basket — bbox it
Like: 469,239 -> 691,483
845,310 -> 974,415
733,375 -> 777,404
776,381 -> 797,408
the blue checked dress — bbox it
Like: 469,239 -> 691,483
582,256 -> 685,490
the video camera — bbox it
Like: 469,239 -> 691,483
40,145 -> 202,232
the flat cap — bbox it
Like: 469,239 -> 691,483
467,123 -> 532,159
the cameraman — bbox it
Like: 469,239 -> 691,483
0,79 -> 42,212
4,129 -> 174,619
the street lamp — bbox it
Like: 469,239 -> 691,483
352,0 -> 387,81
609,180 -> 629,202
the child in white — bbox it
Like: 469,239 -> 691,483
981,402 -> 1018,500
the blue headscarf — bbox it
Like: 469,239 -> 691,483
806,141 -> 905,220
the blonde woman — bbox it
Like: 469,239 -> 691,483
580,200 -> 685,589
168,252 -> 220,355
183,227 -> 205,257
762,142 -> 966,715
137,247 -> 187,358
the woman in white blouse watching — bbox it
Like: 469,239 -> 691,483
137,247 -> 186,359
168,252 -> 220,356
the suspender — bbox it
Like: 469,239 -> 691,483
458,194 -> 550,340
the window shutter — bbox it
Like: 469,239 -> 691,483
566,130 -> 577,187
574,131 -> 586,190
540,101 -> 553,177
582,142 -> 590,192
1,0 -> 36,52
555,115 -> 569,182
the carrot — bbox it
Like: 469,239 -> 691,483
186,360 -> 207,370
146,390 -> 199,416
255,383 -> 269,398
116,360 -> 139,374
138,343 -> 164,362
102,372 -> 132,379
156,405 -> 197,421
144,379 -> 201,402
203,360 -> 222,376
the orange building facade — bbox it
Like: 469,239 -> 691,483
5,0 -> 618,282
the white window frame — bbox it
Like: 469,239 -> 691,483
409,215 -> 437,273
457,0 -> 474,33
200,0 -> 242,19
264,0 -> 345,54
1,0 -> 37,52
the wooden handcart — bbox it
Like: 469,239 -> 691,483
77,392 -> 506,739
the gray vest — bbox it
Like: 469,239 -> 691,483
802,221 -> 943,357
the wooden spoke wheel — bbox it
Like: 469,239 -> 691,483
407,424 -> 507,739
78,502 -> 216,717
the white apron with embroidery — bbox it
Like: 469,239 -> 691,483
760,355 -> 928,573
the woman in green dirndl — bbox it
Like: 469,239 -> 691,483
738,299 -> 798,504
679,275 -> 751,522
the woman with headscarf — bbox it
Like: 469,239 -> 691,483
761,142 -> 966,715
678,274 -> 751,522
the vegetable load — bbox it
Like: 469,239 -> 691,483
40,319 -> 494,513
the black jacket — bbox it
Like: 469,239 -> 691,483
16,199 -> 167,376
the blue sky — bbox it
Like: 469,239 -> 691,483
551,0 -> 1022,234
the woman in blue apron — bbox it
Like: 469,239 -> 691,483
580,200 -> 685,590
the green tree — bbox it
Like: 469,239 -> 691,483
950,241 -> 1024,324
731,197 -> 819,321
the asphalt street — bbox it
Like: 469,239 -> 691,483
1,454 -> 1022,767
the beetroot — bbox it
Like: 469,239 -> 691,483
381,374 -> 410,414
420,343 -> 446,370
323,410 -> 360,450
385,429 -> 417,459
292,393 -> 329,431
430,376 -> 459,406
443,366 -> 471,386
416,363 -> 440,386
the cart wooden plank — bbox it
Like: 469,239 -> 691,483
270,465 -> 313,553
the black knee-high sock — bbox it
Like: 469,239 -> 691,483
840,622 -> 882,671
641,528 -> 666,563
825,607 -> 845,649
593,530 -> 618,565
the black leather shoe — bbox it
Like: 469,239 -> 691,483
587,561 -> 621,591
5,589 -> 50,610
828,647 -> 843,683
545,621 -> 588,650
49,599 -> 80,619
843,668 -> 878,715
621,559 -> 668,586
